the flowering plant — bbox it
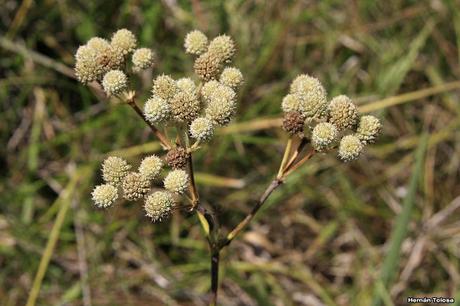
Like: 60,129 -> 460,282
75,29 -> 381,305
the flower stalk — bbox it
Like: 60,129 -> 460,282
124,91 -> 172,150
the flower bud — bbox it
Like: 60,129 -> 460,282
184,30 -> 208,55
87,37 -> 124,70
170,90 -> 201,122
152,74 -> 177,100
338,135 -> 363,162
102,70 -> 128,96
194,51 -> 223,81
87,37 -> 110,51
122,172 -> 150,201
282,111 -> 304,135
201,80 -> 221,103
75,45 -> 100,83
92,184 -> 118,208
290,74 -> 328,119
139,155 -> 163,181
208,35 -> 235,63
165,147 -> 189,169
190,117 -> 214,142
132,48 -> 155,71
176,78 -> 196,94
328,95 -> 358,130
164,169 -> 189,194
281,94 -> 303,114
220,67 -> 243,89
111,29 -> 137,56
312,122 -> 338,152
356,115 -> 381,145
144,96 -> 171,124
144,191 -> 175,222
102,156 -> 131,186
204,85 -> 237,126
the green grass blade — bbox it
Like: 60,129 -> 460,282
371,133 -> 428,306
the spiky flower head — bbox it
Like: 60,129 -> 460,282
102,156 -> 131,186
74,35 -> 127,84
338,135 -> 363,162
290,74 -> 328,119
102,70 -> 128,96
328,95 -> 359,130
220,67 -> 244,89
164,169 -> 189,194
170,90 -> 201,122
144,96 -> 171,124
205,98 -> 236,126
139,155 -> 163,181
87,37 -> 123,69
152,74 -> 177,100
144,191 -> 175,222
184,30 -> 208,55
312,122 -> 338,152
281,94 -> 303,114
75,45 -> 100,83
208,35 -> 235,63
165,147 -> 189,169
356,115 -> 381,145
122,172 -> 150,201
75,43 -> 122,84
111,29 -> 137,56
190,117 -> 214,142
201,80 -> 221,103
194,51 -> 223,81
176,78 -> 196,94
282,111 -> 305,135
87,37 -> 110,50
92,184 -> 118,208
204,85 -> 237,126
132,48 -> 155,71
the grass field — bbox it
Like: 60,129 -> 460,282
1,1 -> 460,305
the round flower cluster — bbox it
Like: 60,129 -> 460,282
142,30 -> 243,145
281,74 -> 382,162
92,184 -> 118,208
88,30 -> 245,224
144,191 -> 175,222
164,169 -> 189,194
74,29 -> 156,95
102,70 -> 128,96
91,155 -> 183,223
132,48 -> 155,71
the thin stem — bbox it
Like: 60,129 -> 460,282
282,147 -> 316,177
187,154 -> 199,207
210,250 -> 220,306
282,137 -> 308,173
222,178 -> 283,247
124,92 -> 172,150
182,128 -> 200,208
277,137 -> 293,179
221,138 -> 313,248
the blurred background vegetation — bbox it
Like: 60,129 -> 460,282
1,0 -> 460,305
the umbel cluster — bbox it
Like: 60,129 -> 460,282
75,29 -> 243,221
76,29 -> 381,223
281,75 -> 381,161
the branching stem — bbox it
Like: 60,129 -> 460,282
124,92 -> 172,150
221,178 -> 283,247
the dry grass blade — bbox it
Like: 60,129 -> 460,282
359,81 -> 460,113
26,167 -> 89,306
